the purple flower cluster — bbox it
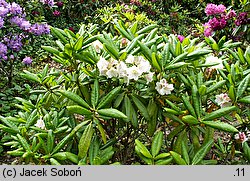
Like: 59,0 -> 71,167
205,4 -> 226,16
235,12 -> 249,26
40,0 -> 55,7
0,0 -> 50,35
0,0 -> 50,62
203,3 -> 249,37
29,23 -> 50,35
0,42 -> 8,60
22,56 -> 32,65
4,34 -> 24,52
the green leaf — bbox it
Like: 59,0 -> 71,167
155,157 -> 173,165
98,108 -> 127,120
182,115 -> 199,125
132,95 -> 150,122
74,36 -> 84,51
151,131 -> 163,157
239,96 -> 250,104
52,121 -> 89,154
192,140 -> 214,165
181,141 -> 190,165
202,106 -> 237,121
21,70 -> 41,83
206,80 -> 227,94
17,134 -> 31,152
237,74 -> 250,99
95,119 -> 107,144
78,123 -> 94,159
67,105 -> 92,116
243,142 -> 250,162
124,95 -> 138,127
135,139 -> 153,159
97,86 -> 122,109
154,153 -> 171,160
91,79 -> 99,108
170,151 -> 187,165
59,90 -> 90,109
41,46 -> 60,55
202,121 -> 238,133
47,130 -> 54,153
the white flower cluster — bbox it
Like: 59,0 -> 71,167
35,117 -> 46,129
205,55 -> 224,70
92,40 -> 103,53
215,93 -> 232,108
155,78 -> 174,95
97,55 -> 154,84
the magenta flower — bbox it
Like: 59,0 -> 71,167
53,10 -> 60,17
205,3 -> 218,16
22,57 -> 32,65
204,27 -> 213,37
205,3 -> 226,16
226,10 -> 236,19
56,1 -> 64,7
177,35 -> 185,42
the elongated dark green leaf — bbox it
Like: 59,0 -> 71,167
98,108 -> 127,119
202,106 -> 237,121
59,90 -> 90,108
192,140 -> 214,165
206,80 -> 226,94
21,70 -> 41,83
78,123 -> 94,159
97,86 -> 121,109
17,134 -> 31,152
91,79 -> 99,108
151,131 -> 163,157
239,95 -> 250,104
243,142 -> 250,162
47,130 -> 54,153
181,141 -> 190,165
67,105 -> 92,115
135,139 -> 153,159
155,157 -> 173,165
124,95 -> 138,127
182,115 -> 199,125
202,120 -> 238,132
237,74 -> 250,99
170,151 -> 187,165
52,121 -> 89,154
132,95 -> 150,122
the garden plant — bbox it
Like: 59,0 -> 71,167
0,0 -> 249,165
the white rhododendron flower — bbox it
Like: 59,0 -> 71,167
92,40 -> 103,53
137,57 -> 151,73
106,67 -> 119,78
127,66 -> 142,80
35,117 -> 46,129
155,79 -> 174,95
97,57 -> 109,75
117,61 -> 127,77
215,93 -> 232,108
205,55 -> 224,70
144,72 -> 154,84
234,132 -> 248,143
96,54 -> 153,84
125,54 -> 135,64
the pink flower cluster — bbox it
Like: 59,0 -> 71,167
203,3 -> 249,37
205,4 -> 226,16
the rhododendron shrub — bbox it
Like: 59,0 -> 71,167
1,20 -> 249,165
